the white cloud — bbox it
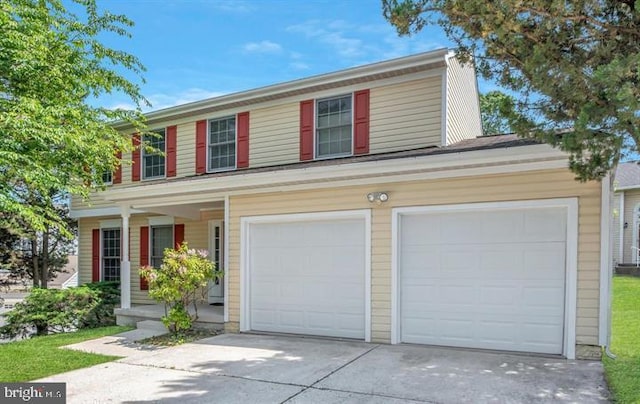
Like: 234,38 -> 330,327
109,88 -> 228,112
243,40 -> 283,54
287,20 -> 447,64
289,61 -> 310,70
286,20 -> 366,58
148,88 -> 228,111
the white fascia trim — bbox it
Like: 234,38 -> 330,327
634,203 -> 640,265
614,185 -> 640,191
619,191 -> 625,263
440,69 -> 448,146
70,207 -> 144,219
239,209 -> 372,341
223,195 -> 230,323
599,175 -> 613,347
114,50 -> 448,128
391,198 -> 578,359
147,216 -> 175,226
99,219 -> 122,229
105,144 -> 568,205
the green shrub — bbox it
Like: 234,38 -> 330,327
81,281 -> 120,328
1,287 -> 99,338
0,283 -> 120,338
140,242 -> 221,333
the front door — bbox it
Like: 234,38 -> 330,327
208,220 -> 224,304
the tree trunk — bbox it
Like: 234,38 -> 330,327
41,227 -> 49,289
31,236 -> 40,288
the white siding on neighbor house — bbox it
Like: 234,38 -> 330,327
622,189 -> 640,263
249,103 -> 300,168
613,192 -> 622,264
369,77 -> 443,153
445,54 -> 482,145
226,169 -> 602,346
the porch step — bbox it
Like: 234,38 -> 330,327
136,320 -> 168,332
115,304 -> 225,331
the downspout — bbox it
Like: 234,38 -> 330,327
599,174 -> 616,359
223,195 -> 230,323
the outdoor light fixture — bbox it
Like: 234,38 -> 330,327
367,192 -> 389,204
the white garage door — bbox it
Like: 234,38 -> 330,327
249,218 -> 366,339
399,206 -> 567,354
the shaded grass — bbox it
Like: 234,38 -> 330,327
0,326 -> 131,382
603,276 -> 640,403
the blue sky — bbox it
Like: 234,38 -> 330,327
93,0 -> 470,112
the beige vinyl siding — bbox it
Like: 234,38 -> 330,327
445,55 -> 482,144
249,103 -> 300,168
369,77 -> 442,153
71,192 -> 117,211
77,217 -> 101,286
622,189 -> 640,263
227,168 -> 602,346
78,211 -> 223,305
176,121 -> 196,177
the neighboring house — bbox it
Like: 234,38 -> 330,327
613,161 -> 640,266
49,255 -> 78,289
70,49 -> 611,360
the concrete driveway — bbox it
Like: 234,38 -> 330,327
39,333 -> 609,403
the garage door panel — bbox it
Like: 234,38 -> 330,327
249,218 -> 366,339
399,206 -> 567,355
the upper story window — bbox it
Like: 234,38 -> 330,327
102,171 -> 113,185
208,116 -> 236,171
102,228 -> 120,282
143,129 -> 166,180
150,225 -> 173,268
316,94 -> 352,158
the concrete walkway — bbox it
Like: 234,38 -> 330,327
39,333 -> 609,403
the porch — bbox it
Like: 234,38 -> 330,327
115,303 -> 224,331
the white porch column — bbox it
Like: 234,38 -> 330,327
120,204 -> 131,309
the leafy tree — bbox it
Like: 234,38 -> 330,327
0,0 -> 148,235
0,195 -> 75,289
480,91 -> 515,135
382,0 -> 640,180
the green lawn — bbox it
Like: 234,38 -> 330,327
0,326 -> 131,382
604,276 -> 640,403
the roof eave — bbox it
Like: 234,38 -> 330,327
113,48 -> 449,129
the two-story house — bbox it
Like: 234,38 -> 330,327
71,49 -> 611,360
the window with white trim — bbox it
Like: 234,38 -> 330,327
208,116 -> 236,171
151,225 -> 173,268
316,94 -> 352,158
102,228 -> 120,282
142,129 -> 166,179
102,171 -> 113,185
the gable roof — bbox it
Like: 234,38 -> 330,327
615,161 -> 640,190
114,49 -> 450,129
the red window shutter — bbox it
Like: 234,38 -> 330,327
354,89 -> 370,155
131,134 -> 141,182
299,100 -> 314,161
236,112 -> 250,168
92,229 -> 100,282
195,120 -> 207,174
174,224 -> 185,249
139,226 -> 149,290
166,125 -> 177,177
113,151 -> 122,184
